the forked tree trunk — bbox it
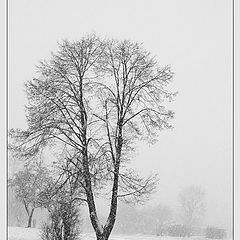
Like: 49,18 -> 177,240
23,200 -> 35,228
94,127 -> 123,240
96,231 -> 114,240
96,234 -> 107,240
78,67 -> 122,240
27,208 -> 34,228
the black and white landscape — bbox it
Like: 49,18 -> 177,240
8,1 -> 233,240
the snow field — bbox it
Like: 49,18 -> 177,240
8,227 -> 228,240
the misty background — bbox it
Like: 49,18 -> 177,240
8,0 -> 232,232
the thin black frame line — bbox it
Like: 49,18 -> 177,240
6,0 -> 9,239
232,0 -> 235,239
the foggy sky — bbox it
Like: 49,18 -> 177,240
8,0 -> 232,229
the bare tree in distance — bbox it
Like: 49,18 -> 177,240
178,185 -> 206,235
9,33 -> 176,240
8,161 -> 51,227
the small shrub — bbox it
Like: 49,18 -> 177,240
41,201 -> 81,240
156,224 -> 167,236
166,224 -> 189,237
205,226 -> 226,239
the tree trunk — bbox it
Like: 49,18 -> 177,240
96,233 -> 110,240
100,125 -> 123,239
27,208 -> 34,228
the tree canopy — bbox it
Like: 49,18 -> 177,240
8,161 -> 51,227
9,33 -> 176,240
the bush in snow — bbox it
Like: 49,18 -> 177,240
166,224 -> 190,237
41,201 -> 81,240
205,226 -> 226,239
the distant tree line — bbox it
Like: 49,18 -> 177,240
9,163 -> 227,239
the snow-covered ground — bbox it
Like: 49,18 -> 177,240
7,227 -> 226,240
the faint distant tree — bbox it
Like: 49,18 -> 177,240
115,203 -> 172,235
9,34 -> 176,240
178,185 -> 206,235
8,161 -> 51,227
152,204 -> 173,234
137,204 -> 172,235
114,204 -> 139,234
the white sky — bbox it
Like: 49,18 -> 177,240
8,0 -> 232,229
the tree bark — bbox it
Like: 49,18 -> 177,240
96,232 -> 114,240
101,124 -> 123,239
27,208 -> 34,228
96,235 -> 107,240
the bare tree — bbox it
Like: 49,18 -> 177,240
8,161 -> 50,227
178,185 -> 206,234
9,34 -> 176,240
